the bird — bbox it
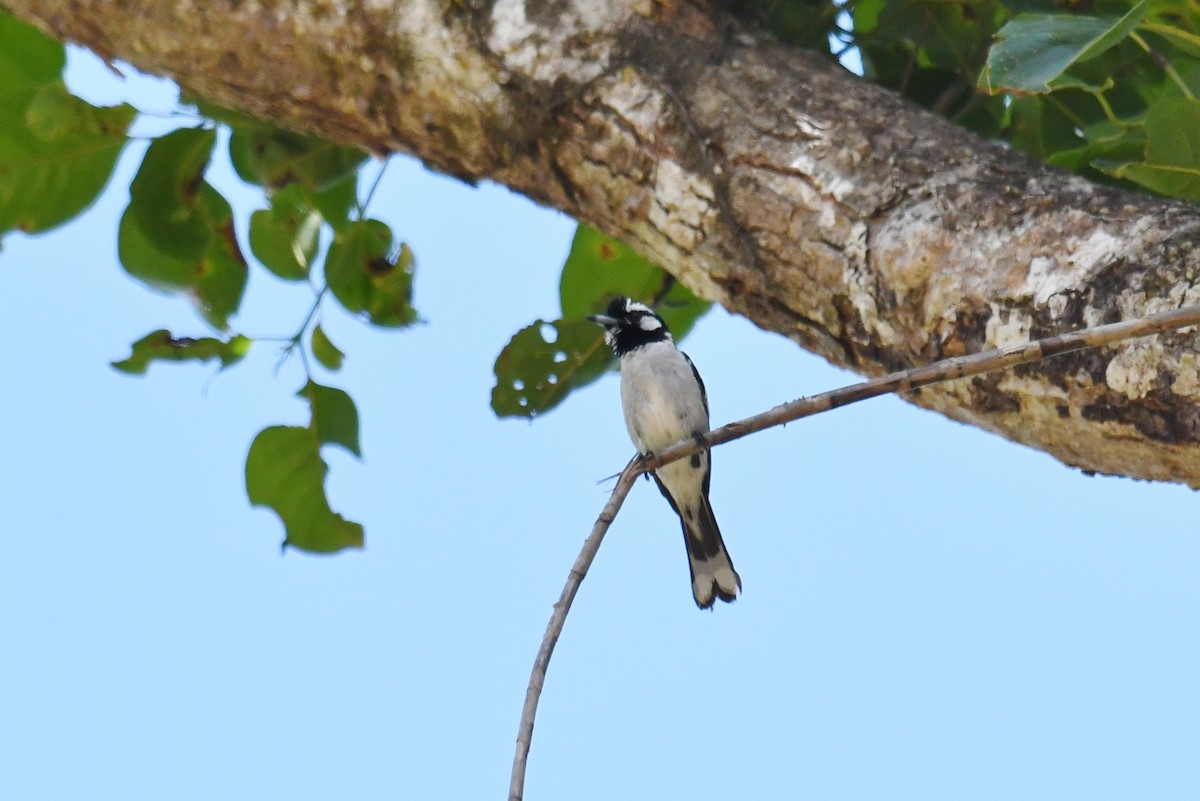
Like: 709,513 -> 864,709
588,296 -> 741,609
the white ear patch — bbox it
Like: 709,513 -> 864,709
638,314 -> 663,332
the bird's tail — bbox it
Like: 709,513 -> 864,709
682,495 -> 741,609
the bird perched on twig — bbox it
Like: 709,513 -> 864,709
589,297 -> 741,609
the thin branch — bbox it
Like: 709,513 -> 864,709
275,286 -> 328,377
358,158 -> 390,218
642,303 -> 1200,473
508,302 -> 1200,801
1130,31 -> 1196,101
508,458 -> 640,801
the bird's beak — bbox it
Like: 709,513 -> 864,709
587,314 -> 619,326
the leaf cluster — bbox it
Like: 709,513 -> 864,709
0,13 -> 706,553
0,15 -> 416,553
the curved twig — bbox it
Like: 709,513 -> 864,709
509,303 -> 1200,801
508,457 -> 640,801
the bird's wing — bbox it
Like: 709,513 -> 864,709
679,350 -> 712,496
680,351 -> 708,417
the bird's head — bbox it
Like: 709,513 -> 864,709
587,297 -> 672,356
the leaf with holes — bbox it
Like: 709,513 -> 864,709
558,224 -> 710,339
491,318 -> 611,419
246,425 -> 363,554
979,2 -> 1146,94
111,329 -> 251,374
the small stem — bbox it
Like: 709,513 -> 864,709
358,159 -> 390,219
1130,31 -> 1196,100
276,286 -> 328,377
1091,89 -> 1120,125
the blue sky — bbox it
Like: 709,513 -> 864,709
2,45 -> 1199,801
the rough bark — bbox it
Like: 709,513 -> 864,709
8,0 -> 1200,485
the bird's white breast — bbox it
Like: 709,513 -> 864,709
619,341 -> 708,454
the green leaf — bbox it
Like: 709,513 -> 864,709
1096,97 -> 1200,199
118,204 -> 249,331
325,219 -> 417,327
491,319 -> 612,419
229,126 -> 368,191
1006,96 -> 1084,161
1045,74 -> 1116,94
871,0 -> 1001,71
311,325 -> 345,371
185,97 -> 264,131
245,426 -> 363,554
0,85 -> 135,235
111,329 -> 251,374
307,174 -> 359,230
0,13 -> 65,95
852,0 -> 885,35
980,2 -> 1147,94
117,203 -> 196,290
558,224 -> 710,339
1045,119 -> 1145,172
248,184 -> 321,281
193,199 -> 250,330
494,224 -> 713,419
299,380 -> 361,457
127,127 -> 217,259
1099,160 -> 1200,197
1144,97 -> 1200,166
120,132 -> 248,329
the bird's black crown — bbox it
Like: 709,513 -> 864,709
591,296 -> 672,356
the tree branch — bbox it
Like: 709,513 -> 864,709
8,0 -> 1200,483
645,304 -> 1200,476
510,302 -> 1200,801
